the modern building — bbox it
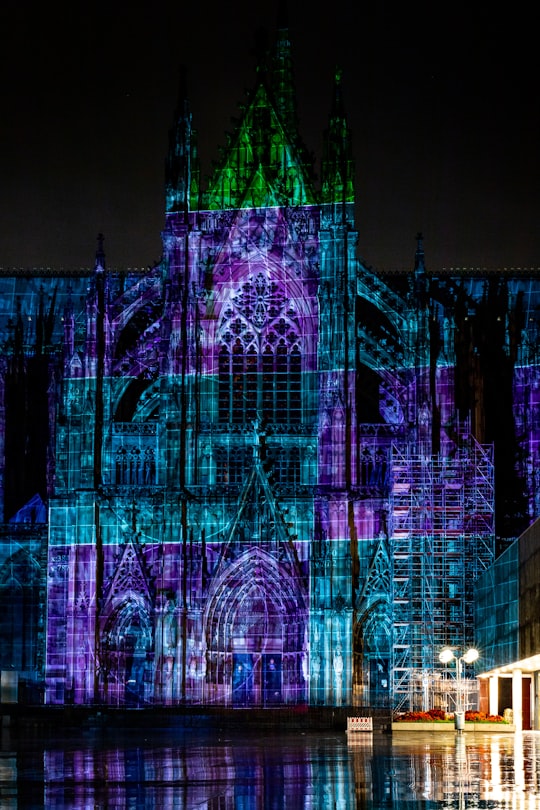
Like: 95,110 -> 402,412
0,17 -> 539,710
475,517 -> 540,731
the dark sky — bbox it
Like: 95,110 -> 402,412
1,1 -> 538,273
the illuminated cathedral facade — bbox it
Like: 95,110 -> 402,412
1,21 -> 539,711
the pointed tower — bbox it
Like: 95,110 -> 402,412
321,67 -> 355,206
268,1 -> 298,135
165,67 -> 199,216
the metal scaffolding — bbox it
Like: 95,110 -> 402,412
390,435 -> 495,712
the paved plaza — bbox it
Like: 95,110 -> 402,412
1,724 -> 539,807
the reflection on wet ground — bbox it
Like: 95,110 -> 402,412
1,724 -> 540,808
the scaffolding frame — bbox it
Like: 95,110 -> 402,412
390,435 -> 495,712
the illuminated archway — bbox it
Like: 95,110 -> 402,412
204,548 -> 308,706
354,599 -> 392,707
100,597 -> 153,706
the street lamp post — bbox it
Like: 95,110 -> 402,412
439,647 -> 479,731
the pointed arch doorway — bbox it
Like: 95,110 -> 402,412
354,600 -> 392,707
101,597 -> 153,706
205,548 -> 307,707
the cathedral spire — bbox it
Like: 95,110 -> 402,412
413,232 -> 428,301
204,15 -> 316,210
95,232 -> 106,272
166,66 -> 199,216
252,4 -> 297,135
321,67 -> 355,205
269,1 -> 297,135
415,232 -> 426,272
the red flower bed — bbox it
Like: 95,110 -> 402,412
465,711 -> 506,723
426,708 -> 446,720
394,709 -> 507,724
394,708 -> 450,722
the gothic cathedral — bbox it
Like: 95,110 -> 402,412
1,19 -> 539,712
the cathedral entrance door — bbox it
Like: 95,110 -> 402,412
262,653 -> 282,705
102,602 -> 152,706
206,549 -> 307,707
232,653 -> 254,706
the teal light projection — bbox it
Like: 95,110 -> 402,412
0,19 -> 538,713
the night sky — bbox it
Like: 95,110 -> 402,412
1,1 -> 538,273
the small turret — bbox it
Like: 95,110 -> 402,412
95,232 -> 106,272
414,231 -> 426,275
321,68 -> 355,205
166,67 -> 199,215
413,232 -> 427,299
268,0 -> 297,135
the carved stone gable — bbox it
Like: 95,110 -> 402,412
102,535 -> 152,607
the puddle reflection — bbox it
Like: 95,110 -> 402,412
1,726 -> 540,807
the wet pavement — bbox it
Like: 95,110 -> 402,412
1,724 -> 540,808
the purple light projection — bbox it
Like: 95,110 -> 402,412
0,21 -> 538,714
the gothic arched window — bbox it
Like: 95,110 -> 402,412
246,346 -> 257,422
218,347 -> 230,422
290,347 -> 301,424
217,274 -> 302,426
232,339 -> 244,423
262,345 -> 274,422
